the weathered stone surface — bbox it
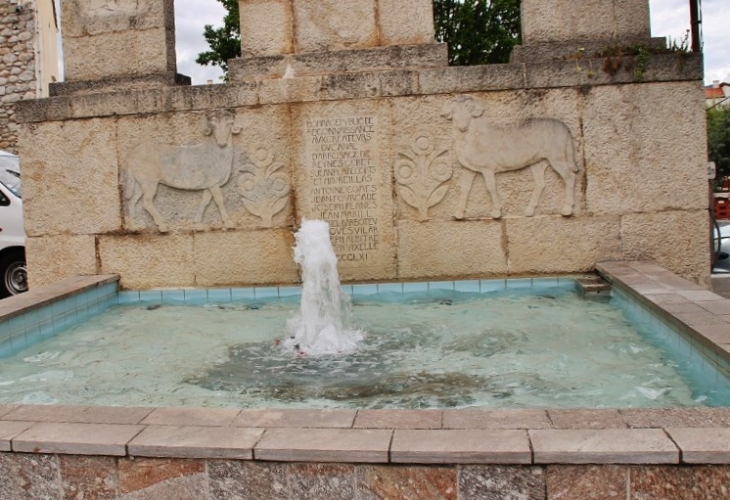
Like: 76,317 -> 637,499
357,465 -> 457,500
240,0 -> 293,57
117,458 -> 206,500
208,460 -> 288,500
236,409 -> 355,428
26,235 -> 97,288
666,428 -> 730,464
521,0 -> 650,44
193,230 -> 299,287
12,422 -> 144,456
396,220 -> 507,280
140,407 -> 240,427
546,465 -> 627,500
621,408 -> 730,429
61,0 -> 175,38
0,421 -> 33,451
0,453 -> 62,500
391,430 -> 531,464
620,211 -> 711,286
128,425 -> 263,459
18,119 -> 121,237
354,410 -> 443,430
288,464 -> 356,500
292,0 -> 378,53
378,0 -> 435,46
59,455 -> 118,500
443,410 -> 551,430
630,465 -> 730,500
507,216 -> 621,275
63,28 -> 175,81
548,409 -> 628,430
255,429 -> 392,462
50,72 -> 190,97
98,234 -> 194,289
458,466 -> 546,500
582,82 -> 707,216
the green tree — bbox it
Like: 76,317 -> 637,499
709,105 -> 730,179
195,0 -> 241,78
433,0 -> 521,66
197,0 -> 521,77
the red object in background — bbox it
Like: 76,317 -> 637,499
715,198 -> 730,220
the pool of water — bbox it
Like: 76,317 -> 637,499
0,285 -> 728,409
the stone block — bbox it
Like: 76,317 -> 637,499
396,220 -> 507,280
521,0 -> 650,44
459,466 -> 545,500
418,64 -> 525,95
240,0 -> 293,57
26,236 -> 97,289
666,428 -> 730,464
255,428 -> 392,462
208,461 -> 288,500
630,466 -> 730,499
291,100 -> 397,282
357,466 -> 457,500
0,421 -> 33,451
193,230 -> 299,287
583,82 -> 707,215
619,211 -> 711,286
128,425 -> 264,459
378,0 -> 435,46
620,408 -> 730,429
354,410 -> 443,429
12,422 -> 144,456
63,27 -> 176,82
506,216 -> 621,275
49,72 -> 190,97
61,0 -> 175,38
98,234 -> 194,289
18,119 -> 121,237
235,409 -> 356,428
391,430 -> 531,464
0,454 -> 62,500
442,410 -> 551,430
292,0 -> 378,53
58,456 -> 118,500
117,458 -> 206,498
546,465 -> 628,500
547,410 -> 628,430
140,407 -> 241,427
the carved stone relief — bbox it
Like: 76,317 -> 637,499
123,110 -> 242,233
237,148 -> 291,227
442,95 -> 579,219
395,136 -> 452,221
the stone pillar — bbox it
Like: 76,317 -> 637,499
231,0 -> 445,81
52,0 -> 189,96
512,0 -> 662,63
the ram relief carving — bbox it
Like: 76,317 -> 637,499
441,95 -> 579,220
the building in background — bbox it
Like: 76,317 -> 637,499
706,81 -> 730,108
0,0 -> 59,153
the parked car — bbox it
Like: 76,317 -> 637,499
0,151 -> 26,297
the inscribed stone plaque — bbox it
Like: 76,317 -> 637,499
297,108 -> 395,281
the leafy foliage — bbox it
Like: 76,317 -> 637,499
433,0 -> 521,66
197,0 -> 522,77
195,0 -> 241,78
709,106 -> 730,178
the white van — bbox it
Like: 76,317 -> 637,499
0,151 -> 26,297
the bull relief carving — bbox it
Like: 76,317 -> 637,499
395,136 -> 452,222
442,95 -> 579,220
237,148 -> 291,227
123,110 -> 242,233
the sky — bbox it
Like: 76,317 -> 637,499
61,0 -> 730,86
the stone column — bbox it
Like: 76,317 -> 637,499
512,0 -> 662,63
52,0 -> 189,96
231,0 -> 445,81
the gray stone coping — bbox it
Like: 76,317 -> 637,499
0,406 -> 729,464
16,53 -> 702,124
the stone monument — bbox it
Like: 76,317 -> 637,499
16,0 -> 710,289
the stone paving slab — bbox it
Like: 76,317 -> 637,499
235,409 -> 356,428
620,408 -> 730,428
128,425 -> 264,460
547,410 -> 627,430
442,409 -> 551,430
354,409 -> 443,429
530,429 -> 679,464
665,428 -> 730,464
12,422 -> 144,456
141,407 -> 241,427
0,421 -> 34,451
2,405 -> 154,425
0,405 -> 18,419
255,429 -> 392,463
391,430 -> 531,464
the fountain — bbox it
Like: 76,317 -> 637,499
284,219 -> 363,356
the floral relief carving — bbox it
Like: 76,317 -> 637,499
395,136 -> 452,222
237,147 -> 291,227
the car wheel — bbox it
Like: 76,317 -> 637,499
0,251 -> 27,297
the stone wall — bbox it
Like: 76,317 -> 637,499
0,2 -> 38,153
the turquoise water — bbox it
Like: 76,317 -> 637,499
0,285 -> 728,409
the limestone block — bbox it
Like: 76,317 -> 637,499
17,119 -> 122,237
378,0 -> 435,46
620,211 -> 711,286
61,0 -> 175,38
418,64 -> 525,95
391,90 -> 583,223
582,82 -> 707,215
117,106 -> 293,233
63,27 -> 175,81
26,236 -> 97,288
193,230 -> 299,286
396,220 -> 507,280
292,0 -> 378,53
521,0 -> 650,44
506,215 -> 621,275
290,99 -> 396,282
98,234 -> 194,289
239,0 -> 293,57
